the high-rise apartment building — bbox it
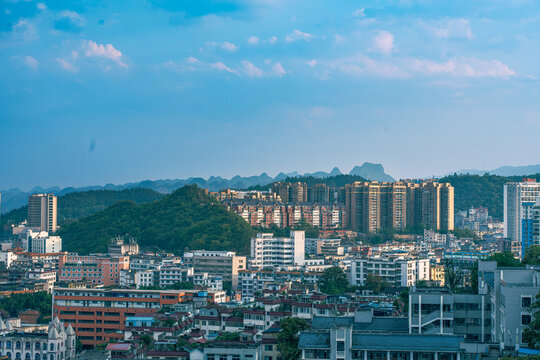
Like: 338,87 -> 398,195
345,181 -> 453,233
504,179 -> 540,257
271,182 -> 307,203
28,193 -> 57,232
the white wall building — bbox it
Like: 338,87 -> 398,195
250,231 -> 305,269
26,231 -> 62,254
350,257 -> 430,287
0,251 -> 17,269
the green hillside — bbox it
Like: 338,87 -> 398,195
247,174 -> 367,191
58,185 -> 255,255
440,173 -> 540,220
0,188 -> 164,233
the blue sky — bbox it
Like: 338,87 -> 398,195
1,0 -> 540,190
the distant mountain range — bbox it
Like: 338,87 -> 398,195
0,162 -> 394,213
444,164 -> 540,177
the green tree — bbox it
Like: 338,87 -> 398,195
319,267 -> 350,295
176,337 -> 188,350
523,290 -> 540,349
524,246 -> 540,265
365,274 -> 386,294
277,317 -> 309,360
488,251 -> 521,267
168,282 -> 194,290
139,334 -> 153,348
445,267 -> 463,293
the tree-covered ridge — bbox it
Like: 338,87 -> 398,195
58,185 -> 255,255
0,188 -> 164,232
440,173 -> 540,220
246,174 -> 368,191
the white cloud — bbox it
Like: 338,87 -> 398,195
12,19 -> 38,41
23,55 -> 38,70
240,60 -> 265,77
270,62 -> 287,77
285,29 -> 315,42
56,57 -> 77,73
206,41 -> 239,51
410,58 -> 515,77
36,3 -> 46,11
352,9 -> 366,17
269,36 -> 278,44
322,54 -> 515,79
186,57 -> 200,64
247,36 -> 259,44
422,18 -> 473,39
307,59 -> 317,67
57,10 -> 86,29
222,41 -> 238,51
373,31 -> 394,54
330,54 -> 408,78
334,34 -> 345,45
211,61 -> 239,75
83,40 -> 127,67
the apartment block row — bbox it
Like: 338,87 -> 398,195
223,199 -> 346,229
345,180 -> 454,233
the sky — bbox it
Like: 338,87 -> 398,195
1,0 -> 540,190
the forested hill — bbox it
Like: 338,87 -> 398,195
440,173 -> 540,220
58,185 -> 254,255
0,188 -> 164,232
247,174 -> 368,191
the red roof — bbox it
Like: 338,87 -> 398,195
106,344 -> 131,351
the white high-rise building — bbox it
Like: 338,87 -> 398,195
250,230 -> 305,269
504,180 -> 540,258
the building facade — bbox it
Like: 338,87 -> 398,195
504,179 -> 540,258
28,194 -> 57,233
250,231 -> 305,269
183,251 -> 246,288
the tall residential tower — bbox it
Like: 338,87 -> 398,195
28,193 -> 58,232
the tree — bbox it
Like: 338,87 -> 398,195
445,267 -> 463,293
319,267 -> 349,295
139,334 -> 153,348
488,251 -> 521,267
523,290 -> 540,349
168,282 -> 194,290
524,246 -> 540,265
176,337 -> 188,350
277,317 -> 309,360
365,274 -> 386,294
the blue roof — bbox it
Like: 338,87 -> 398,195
351,334 -> 463,351
311,316 -> 408,333
299,332 -> 465,352
519,348 -> 540,356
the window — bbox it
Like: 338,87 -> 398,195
522,314 -> 532,325
265,345 -> 273,351
522,296 -> 532,308
337,341 -> 345,351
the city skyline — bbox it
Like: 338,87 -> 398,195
2,0 -> 540,190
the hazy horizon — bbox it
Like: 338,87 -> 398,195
2,0 -> 540,190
